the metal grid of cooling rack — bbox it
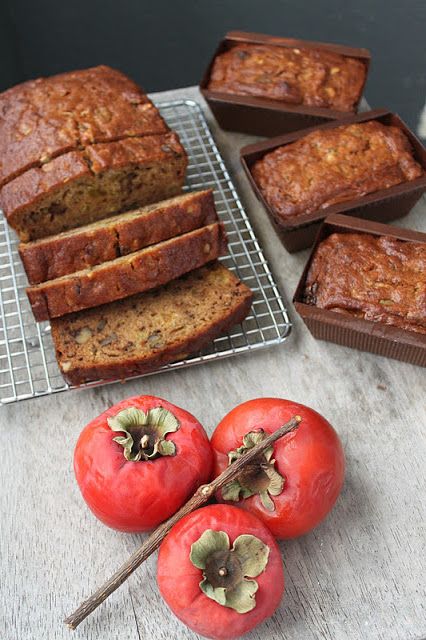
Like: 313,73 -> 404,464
0,99 -> 291,404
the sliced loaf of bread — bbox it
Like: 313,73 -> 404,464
27,222 -> 227,320
51,262 -> 253,385
19,190 -> 217,284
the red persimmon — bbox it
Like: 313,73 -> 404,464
211,398 -> 345,539
157,504 -> 284,640
73,395 -> 213,532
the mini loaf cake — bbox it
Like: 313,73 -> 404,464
51,263 -> 253,385
19,190 -> 217,284
208,43 -> 367,111
0,65 -> 168,188
1,132 -> 187,241
27,222 -> 227,321
303,232 -> 426,334
252,121 -> 424,221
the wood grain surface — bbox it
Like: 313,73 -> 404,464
1,86 -> 425,640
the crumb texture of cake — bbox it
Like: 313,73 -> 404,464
1,132 -> 187,241
19,190 -> 217,284
0,65 -> 168,188
252,121 -> 424,221
303,232 -> 426,334
208,43 -> 366,111
51,263 -> 253,385
27,222 -> 227,321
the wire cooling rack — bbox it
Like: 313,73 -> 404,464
0,99 -> 291,404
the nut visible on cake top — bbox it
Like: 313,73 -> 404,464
208,43 -> 366,111
303,232 -> 426,334
252,121 -> 424,221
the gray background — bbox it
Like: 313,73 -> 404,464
1,0 -> 425,136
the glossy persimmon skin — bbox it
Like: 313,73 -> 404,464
73,395 -> 213,532
211,398 -> 345,539
157,504 -> 284,640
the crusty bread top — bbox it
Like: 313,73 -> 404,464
0,65 -> 168,188
208,43 -> 366,111
304,232 -> 426,334
252,121 -> 424,220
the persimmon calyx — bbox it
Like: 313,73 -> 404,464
107,406 -> 179,461
190,529 -> 270,614
222,430 -> 285,511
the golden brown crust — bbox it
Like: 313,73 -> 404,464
27,222 -> 228,321
303,232 -> 426,334
252,121 -> 424,221
0,65 -> 168,187
208,43 -> 366,111
50,263 -> 253,385
19,190 -> 217,284
1,132 -> 187,241
83,134 -> 184,172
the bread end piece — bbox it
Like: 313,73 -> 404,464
51,263 -> 253,385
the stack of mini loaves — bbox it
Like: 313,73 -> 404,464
0,65 -> 253,384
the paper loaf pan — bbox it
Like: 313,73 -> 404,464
293,214 -> 426,367
240,109 -> 426,252
199,30 -> 370,136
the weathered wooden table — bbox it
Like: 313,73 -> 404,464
1,86 -> 425,640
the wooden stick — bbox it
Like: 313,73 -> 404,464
65,415 -> 302,630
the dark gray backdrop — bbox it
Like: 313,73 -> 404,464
1,0 -> 425,135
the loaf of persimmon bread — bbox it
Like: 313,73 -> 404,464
0,65 -> 187,241
252,121 -> 423,221
208,43 -> 367,111
303,232 -> 426,334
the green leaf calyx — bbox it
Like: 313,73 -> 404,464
222,430 -> 285,511
107,406 -> 179,461
190,529 -> 270,614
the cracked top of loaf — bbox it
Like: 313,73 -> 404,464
208,43 -> 367,111
251,121 -> 424,221
0,65 -> 168,187
303,232 -> 426,334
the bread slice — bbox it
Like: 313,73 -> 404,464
19,190 -> 217,284
27,222 -> 227,321
51,263 -> 253,385
1,132 -> 187,241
